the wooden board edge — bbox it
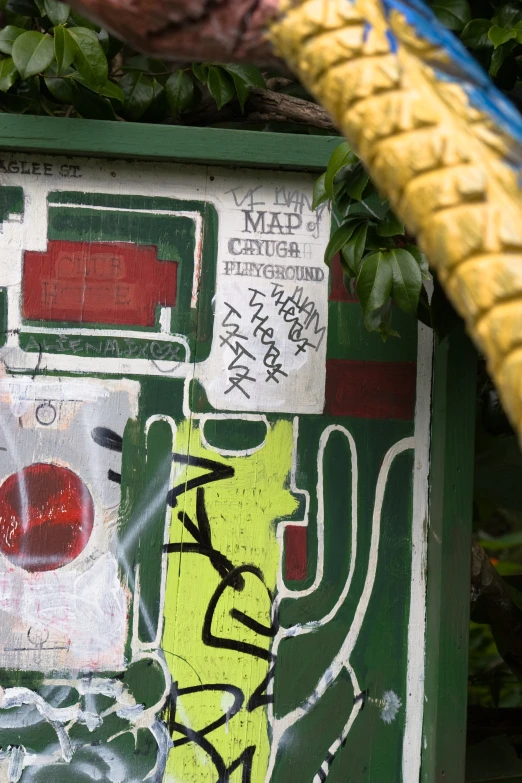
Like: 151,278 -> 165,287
421,327 -> 477,782
0,115 -> 340,171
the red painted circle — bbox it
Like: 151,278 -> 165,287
0,464 -> 94,572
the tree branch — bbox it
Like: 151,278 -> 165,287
246,88 -> 337,130
177,88 -> 338,131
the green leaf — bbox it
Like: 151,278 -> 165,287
0,26 -> 25,55
53,25 -> 75,74
488,25 -> 517,48
376,298 -> 400,341
406,243 -> 431,280
232,76 -> 249,113
44,74 -> 73,102
432,0 -> 471,31
43,0 -> 69,24
389,248 -> 422,315
357,250 -> 394,331
121,55 -> 167,74
98,78 -> 123,104
376,212 -> 405,236
0,57 -> 17,91
479,532 -> 522,551
343,272 -> 357,299
120,71 -> 154,120
333,163 -> 357,186
347,190 -> 391,221
0,71 -> 40,112
12,30 -> 54,79
192,63 -> 209,84
140,77 -> 168,122
3,13 -> 32,30
312,172 -> 328,211
165,70 -> 194,115
460,19 -> 494,48
72,81 -> 115,119
68,26 -> 107,89
68,8 -> 97,29
324,219 -> 361,265
514,20 -> 522,42
71,72 -> 123,103
207,65 -> 235,110
223,64 -> 264,89
325,142 -> 357,199
223,63 -> 264,111
6,0 -> 39,15
493,3 -> 522,29
341,222 -> 369,276
489,40 -> 516,77
492,561 -> 522,576
342,160 -> 370,201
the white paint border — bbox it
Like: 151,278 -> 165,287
44,202 -> 204,307
402,322 -> 434,782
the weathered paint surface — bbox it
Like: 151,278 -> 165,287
162,419 -> 295,782
0,154 -> 431,782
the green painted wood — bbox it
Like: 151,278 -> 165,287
0,116 -> 479,782
423,328 -> 477,783
0,114 -> 340,170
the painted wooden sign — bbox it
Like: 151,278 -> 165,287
0,121 -> 475,783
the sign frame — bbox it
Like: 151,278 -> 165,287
0,114 -> 475,783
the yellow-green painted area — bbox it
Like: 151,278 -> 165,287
162,419 -> 297,782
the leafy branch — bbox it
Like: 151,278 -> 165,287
0,0 -> 266,120
314,142 -> 432,341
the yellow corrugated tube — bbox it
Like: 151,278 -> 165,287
268,0 -> 522,440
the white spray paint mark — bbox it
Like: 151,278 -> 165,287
44,202 -> 204,310
7,746 -> 24,783
381,691 -> 402,724
221,692 -> 235,735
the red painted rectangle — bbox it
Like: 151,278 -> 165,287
285,525 -> 307,581
23,240 -> 177,326
325,359 -> 417,420
329,253 -> 357,302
